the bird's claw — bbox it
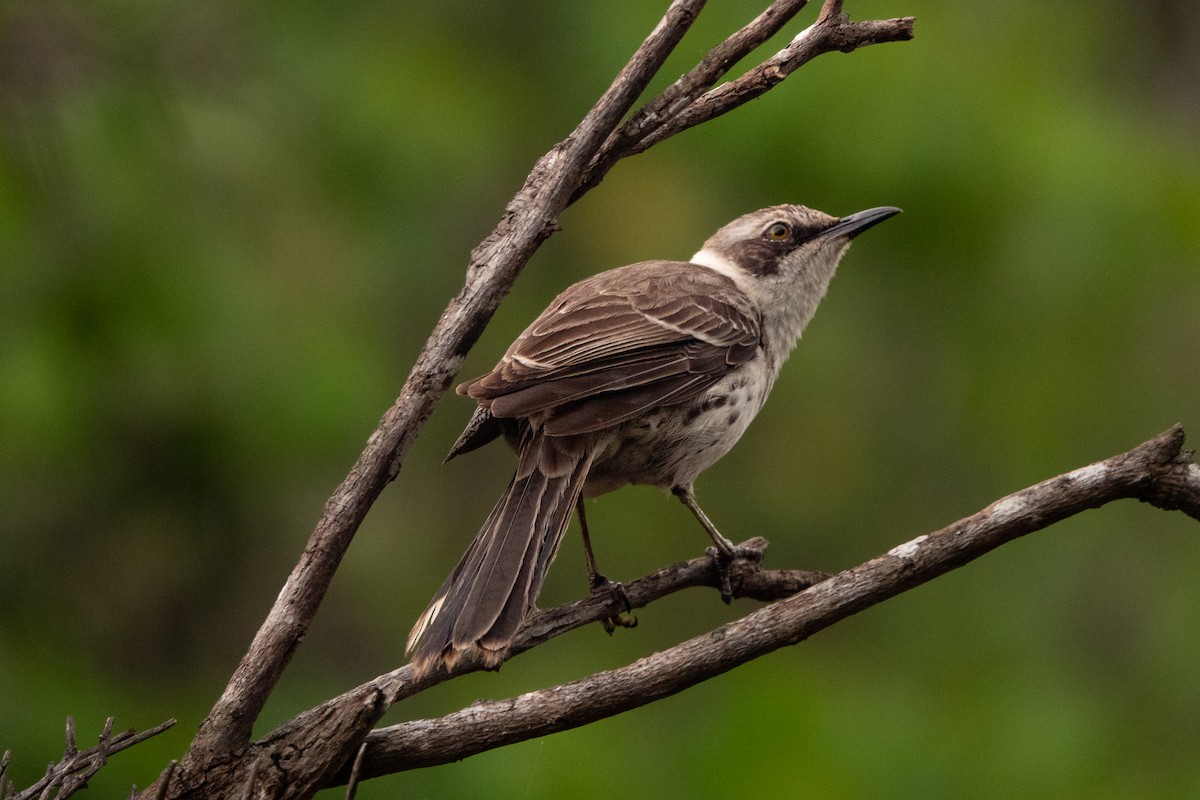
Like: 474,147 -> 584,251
590,573 -> 637,633
706,542 -> 763,603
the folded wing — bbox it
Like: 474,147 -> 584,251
461,261 -> 761,436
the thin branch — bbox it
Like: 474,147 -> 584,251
151,762 -> 177,800
255,539 -> 827,755
8,719 -> 175,800
577,0 -> 812,198
343,742 -> 368,800
574,0 -> 914,198
62,720 -> 76,761
328,426 -> 1198,782
629,4 -> 914,157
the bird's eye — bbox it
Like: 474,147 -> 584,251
766,222 -> 791,241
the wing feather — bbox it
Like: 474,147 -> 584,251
460,260 -> 760,436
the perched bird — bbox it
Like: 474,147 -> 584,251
407,202 -> 900,676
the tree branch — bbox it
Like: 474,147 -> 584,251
633,5 -> 915,154
164,424 -> 1198,795
573,0 -> 914,198
3,717 -> 175,800
334,425 -> 1198,781
254,539 -> 825,753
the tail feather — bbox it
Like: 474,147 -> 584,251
407,433 -> 591,676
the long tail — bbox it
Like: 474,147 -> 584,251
407,432 -> 592,677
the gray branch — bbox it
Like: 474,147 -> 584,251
255,539 -> 827,753
165,422 -> 1197,797
575,0 -> 915,197
336,425 -> 1199,781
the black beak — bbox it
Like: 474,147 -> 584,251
821,206 -> 902,240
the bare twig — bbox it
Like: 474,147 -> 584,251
343,742 -> 368,800
151,762 -> 177,800
8,718 -> 175,800
255,539 -> 826,751
328,426 -> 1198,781
574,0 -> 914,198
575,0 -> 812,198
632,3 -> 914,155
61,720 -> 76,761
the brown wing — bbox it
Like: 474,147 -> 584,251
460,260 -> 761,436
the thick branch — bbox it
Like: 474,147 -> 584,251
336,426 -> 1197,780
255,539 -> 825,751
158,542 -> 824,797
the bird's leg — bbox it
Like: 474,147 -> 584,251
672,484 -> 760,603
577,495 -> 636,633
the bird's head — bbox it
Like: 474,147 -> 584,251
691,203 -> 901,344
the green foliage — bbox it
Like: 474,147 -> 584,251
1,1 -> 1198,796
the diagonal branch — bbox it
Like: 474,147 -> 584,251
630,4 -> 915,155
574,0 -> 914,198
578,0 -> 813,190
326,426 -> 1197,782
255,540 -> 827,755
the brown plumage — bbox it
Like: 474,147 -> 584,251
407,203 -> 900,676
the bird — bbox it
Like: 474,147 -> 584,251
406,202 -> 900,677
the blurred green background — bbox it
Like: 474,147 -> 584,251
2,0 -> 1198,797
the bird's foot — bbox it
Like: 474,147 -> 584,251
589,573 -> 637,634
707,539 -> 767,603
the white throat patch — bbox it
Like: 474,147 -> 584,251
690,248 -> 752,292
